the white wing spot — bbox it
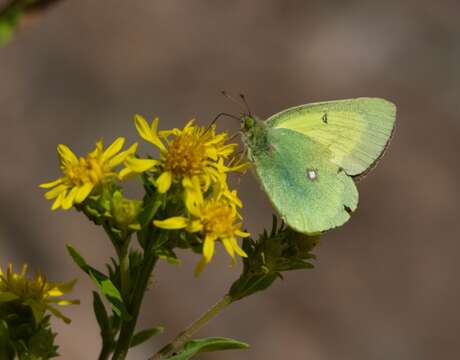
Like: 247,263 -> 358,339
307,169 -> 318,181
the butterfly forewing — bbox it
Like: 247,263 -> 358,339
265,98 -> 396,176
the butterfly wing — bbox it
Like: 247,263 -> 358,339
249,127 -> 358,234
265,98 -> 396,176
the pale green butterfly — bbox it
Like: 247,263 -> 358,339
238,97 -> 396,234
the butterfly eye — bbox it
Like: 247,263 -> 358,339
306,169 -> 318,181
243,116 -> 255,130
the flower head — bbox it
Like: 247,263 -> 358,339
0,263 -> 79,324
40,138 -> 137,210
120,115 -> 247,197
154,189 -> 249,275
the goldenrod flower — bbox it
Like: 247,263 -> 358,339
0,263 -> 79,324
120,115 -> 247,199
40,138 -> 137,210
154,190 -> 250,275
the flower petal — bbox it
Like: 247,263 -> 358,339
51,192 -> 65,210
125,157 -> 158,172
134,115 -> 166,151
194,258 -> 207,277
235,230 -> 250,238
222,238 -> 235,260
44,185 -> 68,200
156,171 -> 172,193
108,143 -> 138,167
75,183 -> 94,203
39,178 -> 63,189
202,235 -> 216,263
186,220 -> 203,233
45,304 -> 72,324
61,187 -> 78,210
153,216 -> 188,230
230,237 -> 248,257
57,144 -> 78,165
102,137 -> 125,161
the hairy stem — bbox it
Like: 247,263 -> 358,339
111,254 -> 158,360
149,295 -> 233,360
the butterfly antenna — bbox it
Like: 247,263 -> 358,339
239,93 -> 253,116
204,112 -> 240,134
228,132 -> 240,142
221,90 -> 247,112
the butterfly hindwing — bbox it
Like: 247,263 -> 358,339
265,98 -> 396,176
250,127 -> 358,234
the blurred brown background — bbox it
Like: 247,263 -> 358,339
1,1 -> 459,359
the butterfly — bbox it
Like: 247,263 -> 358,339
239,97 -> 396,234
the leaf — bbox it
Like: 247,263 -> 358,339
130,326 -> 164,348
166,337 -> 249,360
92,292 -> 112,345
0,292 -> 19,302
66,245 -> 130,319
0,7 -> 21,47
229,272 -> 278,301
0,320 -> 15,359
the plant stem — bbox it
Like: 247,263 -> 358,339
111,254 -> 158,360
98,343 -> 112,360
149,294 -> 233,360
119,238 -> 131,297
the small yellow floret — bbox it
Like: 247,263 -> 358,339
122,115 -> 248,199
0,263 -> 79,324
40,138 -> 137,210
154,190 -> 249,275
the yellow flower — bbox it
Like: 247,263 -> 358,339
120,115 -> 247,199
0,263 -> 79,324
154,190 -> 250,275
40,138 -> 137,210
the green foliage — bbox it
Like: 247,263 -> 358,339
165,337 -> 249,360
130,326 -> 164,348
66,245 -> 130,320
92,292 -> 114,350
229,216 -> 319,301
0,3 -> 22,47
0,310 -> 59,360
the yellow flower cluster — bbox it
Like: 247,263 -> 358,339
0,263 -> 79,324
40,138 -> 137,210
127,116 -> 250,274
40,115 -> 250,273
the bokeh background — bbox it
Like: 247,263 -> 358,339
1,1 -> 459,359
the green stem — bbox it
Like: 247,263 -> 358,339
98,343 -> 112,360
111,254 -> 158,360
149,295 -> 233,360
119,237 -> 131,297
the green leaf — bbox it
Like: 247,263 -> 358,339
88,273 -> 129,320
0,292 -> 20,302
130,326 -> 164,348
166,337 -> 249,360
66,245 -> 130,319
92,292 -> 112,345
229,272 -> 278,301
0,8 -> 21,47
0,320 -> 14,360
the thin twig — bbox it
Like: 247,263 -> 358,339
149,295 -> 233,360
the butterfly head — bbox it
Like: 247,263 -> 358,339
241,115 -> 257,132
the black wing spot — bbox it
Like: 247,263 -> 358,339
337,167 -> 344,174
344,205 -> 353,214
306,168 -> 318,181
322,113 -> 328,124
